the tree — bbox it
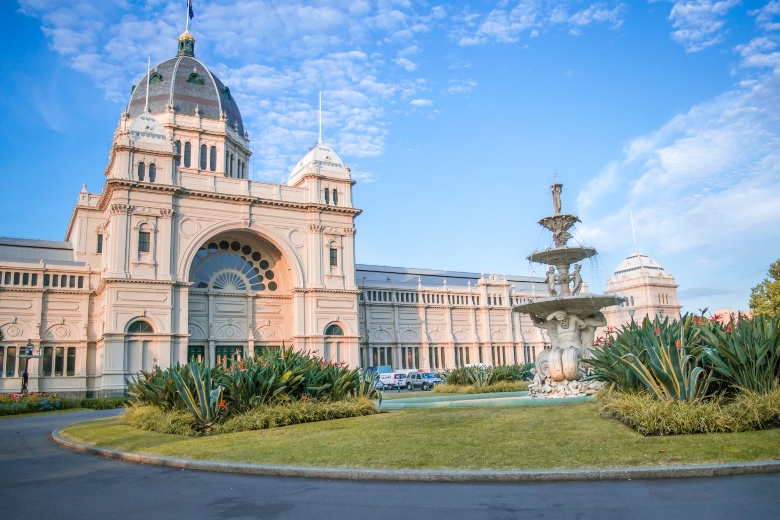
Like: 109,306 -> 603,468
749,259 -> 780,317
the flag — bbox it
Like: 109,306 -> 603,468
188,0 -> 194,20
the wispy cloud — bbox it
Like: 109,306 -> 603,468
452,1 -> 624,46
662,0 -> 741,52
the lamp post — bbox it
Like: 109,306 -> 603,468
628,309 -> 636,327
18,339 -> 42,395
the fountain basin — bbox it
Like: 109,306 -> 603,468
514,294 -> 623,318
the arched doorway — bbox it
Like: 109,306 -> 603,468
186,232 -> 293,365
323,323 -> 344,363
125,319 -> 155,374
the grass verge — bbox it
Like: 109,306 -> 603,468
61,402 -> 780,470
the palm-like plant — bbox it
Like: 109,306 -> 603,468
172,361 -> 225,427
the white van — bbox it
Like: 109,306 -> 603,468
376,371 -> 407,390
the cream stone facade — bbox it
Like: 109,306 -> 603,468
600,250 -> 682,336
0,32 -> 680,396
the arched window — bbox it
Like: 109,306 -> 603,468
149,71 -> 163,84
324,188 -> 330,204
230,153 -> 234,177
174,140 -> 181,166
184,142 -> 191,167
127,320 -> 154,334
325,324 -> 344,336
332,189 -> 338,205
137,162 -> 145,181
209,146 -> 217,171
149,163 -> 156,182
187,72 -> 203,85
200,144 -> 207,170
225,151 -> 229,175
630,296 -> 635,306
189,239 -> 277,292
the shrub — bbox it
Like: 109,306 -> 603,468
122,398 -> 377,436
599,388 -> 780,435
445,364 -> 533,386
700,314 -> 780,394
0,394 -> 127,416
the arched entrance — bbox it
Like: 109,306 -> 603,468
186,231 -> 293,366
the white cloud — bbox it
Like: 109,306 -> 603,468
663,0 -> 741,52
446,78 -> 478,95
409,98 -> 433,106
453,1 -> 624,46
393,57 -> 418,71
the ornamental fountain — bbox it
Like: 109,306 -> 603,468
514,183 -> 622,398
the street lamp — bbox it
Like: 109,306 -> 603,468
628,309 -> 636,327
18,339 -> 42,395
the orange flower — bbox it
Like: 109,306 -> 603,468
301,396 -> 308,402
654,328 -> 660,335
262,363 -> 268,367
168,379 -> 173,385
727,324 -> 731,332
220,400 -> 227,409
675,340 -> 681,347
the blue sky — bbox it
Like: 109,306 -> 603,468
1,1 -> 778,314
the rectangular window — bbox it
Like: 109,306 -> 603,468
329,247 -> 338,268
55,347 -> 64,376
61,275 -> 67,288
22,273 -> 29,285
4,272 -> 10,284
139,231 -> 151,253
31,274 -> 37,286
0,347 -> 4,377
69,276 -> 75,288
13,272 -> 20,285
52,274 -> 58,287
42,346 -> 53,376
97,234 -> 103,254
6,347 -> 15,377
77,276 -> 83,289
66,347 -> 76,376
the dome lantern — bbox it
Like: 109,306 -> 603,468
177,29 -> 195,57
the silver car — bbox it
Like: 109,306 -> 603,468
405,371 -> 443,391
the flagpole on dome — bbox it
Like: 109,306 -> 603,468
145,56 -> 151,112
186,0 -> 194,30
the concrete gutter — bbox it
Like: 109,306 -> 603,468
51,428 -> 780,482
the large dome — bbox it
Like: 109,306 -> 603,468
125,31 -> 244,134
612,250 -> 667,277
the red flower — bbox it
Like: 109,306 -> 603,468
654,328 -> 660,335
727,325 -> 731,332
675,340 -> 681,347
713,314 -> 722,321
220,400 -> 227,409
301,396 -> 308,402
262,363 -> 268,367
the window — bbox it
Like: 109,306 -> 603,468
210,146 -> 217,171
137,162 -> 145,181
324,188 -> 330,204
149,71 -> 163,84
329,247 -> 338,268
230,153 -> 234,177
55,347 -> 64,376
97,234 -> 103,254
332,189 -> 338,205
5,347 -> 16,376
43,274 -> 50,286
0,347 -> 4,377
175,141 -> 181,166
184,142 -> 191,167
187,72 -> 203,84
66,347 -> 75,376
149,163 -> 156,182
225,151 -> 229,175
325,324 -> 344,336
138,230 -> 151,253
127,320 -> 154,334
200,144 -> 207,169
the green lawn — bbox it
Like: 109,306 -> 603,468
61,403 -> 780,470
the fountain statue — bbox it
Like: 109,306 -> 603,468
515,182 -> 622,398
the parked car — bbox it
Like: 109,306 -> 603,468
405,371 -> 443,391
376,372 -> 407,390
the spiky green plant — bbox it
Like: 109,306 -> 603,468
700,314 -> 780,394
619,316 -> 711,401
172,361 -> 226,428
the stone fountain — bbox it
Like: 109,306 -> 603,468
514,183 -> 622,398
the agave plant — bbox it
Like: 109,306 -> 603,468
700,314 -> 780,394
172,361 -> 226,427
127,365 -> 185,410
467,366 -> 492,388
353,368 -> 382,404
619,315 -> 711,401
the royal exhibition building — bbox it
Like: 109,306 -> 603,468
0,30 -> 681,397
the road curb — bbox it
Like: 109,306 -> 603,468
51,427 -> 780,482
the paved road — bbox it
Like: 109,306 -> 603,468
1,410 -> 779,520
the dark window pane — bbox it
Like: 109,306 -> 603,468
210,146 -> 217,171
149,164 -> 156,182
66,347 -> 75,376
55,347 -> 64,376
43,347 -> 52,376
200,144 -> 207,169
4,272 -> 10,284
97,234 -> 103,254
0,347 -> 4,377
52,274 -> 58,287
138,162 -> 145,181
127,321 -> 154,334
69,276 -> 75,288
333,189 -> 338,205
77,276 -> 84,289
184,142 -> 191,167
22,273 -> 29,285
175,141 -> 181,166
13,272 -> 20,285
139,231 -> 151,253
330,248 -> 338,267
31,274 -> 37,286
6,347 -> 16,376
324,188 -> 329,204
